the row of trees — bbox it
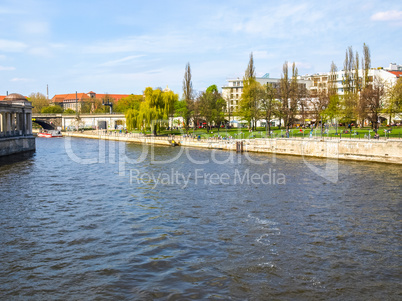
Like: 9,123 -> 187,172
123,66 -> 226,134
239,53 -> 310,132
27,47 -> 402,134
237,45 -> 402,132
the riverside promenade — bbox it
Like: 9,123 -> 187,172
61,130 -> 402,164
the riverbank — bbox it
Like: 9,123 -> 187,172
0,136 -> 36,157
56,130 -> 402,164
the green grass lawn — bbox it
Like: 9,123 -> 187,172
122,125 -> 402,139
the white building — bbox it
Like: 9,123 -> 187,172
221,73 -> 311,127
222,64 -> 401,127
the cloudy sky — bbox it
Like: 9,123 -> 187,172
0,0 -> 401,97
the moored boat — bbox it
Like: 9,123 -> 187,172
37,130 -> 63,138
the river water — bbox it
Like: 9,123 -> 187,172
0,137 -> 401,300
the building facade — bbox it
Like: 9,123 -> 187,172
0,93 -> 35,156
51,91 -> 131,112
221,74 -> 311,127
222,64 -> 401,127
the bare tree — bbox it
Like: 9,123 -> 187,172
29,92 -> 50,113
356,43 -> 371,127
245,52 -> 255,80
342,46 -> 356,129
260,83 -> 278,135
327,61 -> 341,133
279,62 -> 291,129
288,62 -> 299,128
362,76 -> 384,130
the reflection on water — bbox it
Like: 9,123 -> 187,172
0,137 -> 401,300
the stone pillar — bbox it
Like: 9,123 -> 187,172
0,112 -> 3,137
18,112 -> 23,136
15,113 -> 19,136
6,113 -> 11,136
11,112 -> 16,136
26,113 -> 32,135
21,110 -> 26,136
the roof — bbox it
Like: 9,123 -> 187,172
51,92 -> 131,103
51,93 -> 89,103
387,71 -> 402,78
0,94 -> 28,101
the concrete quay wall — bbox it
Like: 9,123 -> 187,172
63,132 -> 402,164
0,136 -> 36,157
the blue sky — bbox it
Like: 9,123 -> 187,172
0,0 -> 401,98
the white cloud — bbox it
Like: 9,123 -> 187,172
19,21 -> 50,35
10,77 -> 32,82
0,39 -> 27,52
28,47 -> 53,57
253,51 -> 275,59
371,10 -> 402,21
49,43 -> 67,49
217,3 -> 325,39
294,62 -> 312,70
99,55 -> 145,67
0,65 -> 15,71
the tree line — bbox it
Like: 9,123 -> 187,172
237,44 -> 402,133
27,46 -> 402,134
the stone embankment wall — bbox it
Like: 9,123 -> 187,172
0,136 -> 36,157
63,132 -> 402,164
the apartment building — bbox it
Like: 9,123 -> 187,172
221,63 -> 400,126
221,73 -> 311,126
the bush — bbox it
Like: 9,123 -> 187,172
64,108 -> 76,114
41,105 -> 64,113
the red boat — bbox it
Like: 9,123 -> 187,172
37,130 -> 63,138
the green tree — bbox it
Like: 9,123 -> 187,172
385,77 -> 402,124
64,108 -> 76,114
80,101 -> 92,113
198,85 -> 226,132
28,92 -> 50,113
126,87 -> 178,134
41,105 -> 64,113
238,79 -> 260,130
238,52 -> 260,130
114,94 -> 143,113
181,62 -> 194,133
98,94 -> 115,114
